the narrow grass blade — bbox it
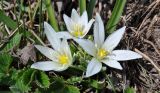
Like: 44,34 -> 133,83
45,0 -> 59,31
0,10 -> 17,30
79,0 -> 86,15
105,0 -> 126,34
87,0 -> 96,20
2,33 -> 22,52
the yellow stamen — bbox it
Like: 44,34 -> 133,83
97,48 -> 109,59
72,24 -> 84,37
58,55 -> 69,64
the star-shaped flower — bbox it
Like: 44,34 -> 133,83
75,13 -> 142,77
56,9 -> 94,39
31,22 -> 73,71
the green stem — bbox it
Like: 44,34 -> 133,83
39,0 -> 44,39
87,0 -> 96,20
106,75 -> 116,93
46,0 -> 59,31
33,0 -> 41,23
105,0 -> 126,34
79,0 -> 86,15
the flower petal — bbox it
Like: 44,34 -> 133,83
102,59 -> 122,70
44,23 -> 61,51
71,9 -> 80,22
86,58 -> 102,77
35,45 -> 58,61
55,32 -> 73,39
44,22 -> 56,34
109,50 -> 142,61
31,61 -> 67,71
61,39 -> 72,65
63,14 -> 73,33
82,19 -> 95,38
80,10 -> 88,25
102,26 -> 126,51
74,39 -> 96,56
94,13 -> 105,47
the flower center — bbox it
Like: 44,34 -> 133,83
97,48 -> 109,59
72,24 -> 84,37
58,55 -> 69,65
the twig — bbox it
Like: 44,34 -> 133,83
28,29 -> 46,46
106,74 -> 116,93
143,38 -> 160,56
146,15 -> 158,39
4,25 -> 10,35
9,24 -> 22,37
136,0 -> 160,36
0,23 -> 23,48
135,48 -> 160,74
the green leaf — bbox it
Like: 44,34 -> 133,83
2,32 -> 22,52
36,71 -> 50,88
9,86 -> 22,93
79,0 -> 86,15
36,76 -> 64,93
10,79 -> 31,93
106,0 -> 126,34
51,77 -> 65,93
8,68 -> 19,84
124,87 -> 135,93
22,69 -> 36,86
0,53 -> 13,73
34,88 -> 42,93
63,85 -> 80,93
0,10 -> 17,30
0,68 -> 17,86
90,79 -> 99,89
0,73 -> 5,79
89,79 -> 105,89
87,0 -> 96,20
67,76 -> 82,84
36,77 -> 80,93
9,69 -> 34,93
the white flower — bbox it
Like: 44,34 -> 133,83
31,22 -> 73,71
56,9 -> 95,39
74,13 -> 142,77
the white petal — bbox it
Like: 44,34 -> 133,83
63,14 -> 73,33
85,58 -> 102,77
109,50 -> 142,61
61,39 -> 71,55
55,32 -> 73,39
74,39 -> 96,56
80,10 -> 88,25
44,23 -> 61,51
31,61 -> 67,71
102,26 -> 126,51
35,45 -> 58,61
71,9 -> 80,22
102,59 -> 122,70
61,39 -> 72,65
44,22 -> 56,34
94,13 -> 105,47
82,19 -> 95,38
